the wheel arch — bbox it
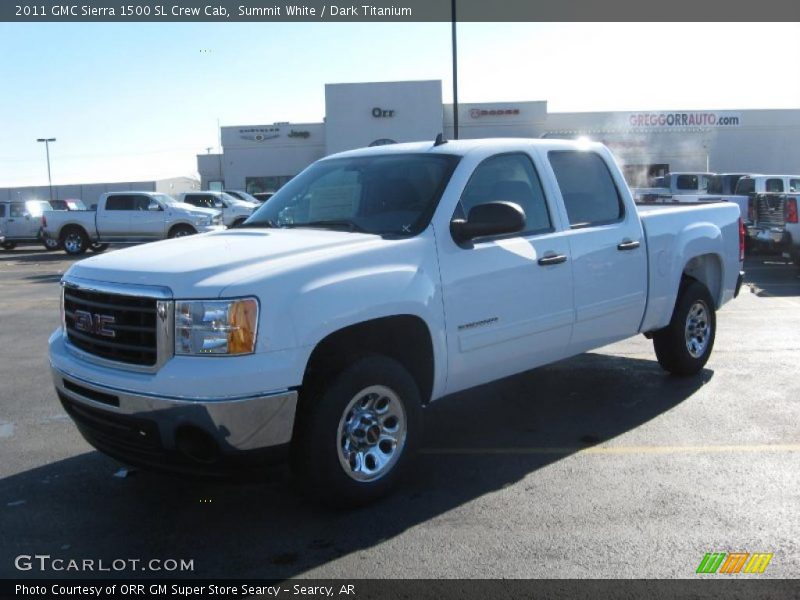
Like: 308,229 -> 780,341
302,314 -> 436,405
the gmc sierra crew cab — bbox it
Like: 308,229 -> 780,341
42,191 -> 224,255
49,139 -> 744,505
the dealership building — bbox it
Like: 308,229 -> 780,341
199,79 -> 800,192
0,177 -> 199,206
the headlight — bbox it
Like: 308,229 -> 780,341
195,215 -> 212,226
213,214 -> 223,225
175,298 -> 258,355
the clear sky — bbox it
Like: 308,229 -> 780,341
1,22 -> 798,187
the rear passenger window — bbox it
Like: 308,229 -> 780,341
106,195 -> 134,210
458,153 -> 551,235
548,151 -> 624,228
10,203 -> 26,217
765,179 -> 784,193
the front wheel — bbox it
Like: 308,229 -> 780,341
653,279 -> 716,376
90,243 -> 110,253
43,237 -> 61,251
168,225 -> 195,239
291,356 -> 422,507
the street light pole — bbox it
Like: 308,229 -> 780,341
451,0 -> 459,140
36,137 -> 56,201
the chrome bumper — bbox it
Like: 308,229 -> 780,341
52,366 -> 297,454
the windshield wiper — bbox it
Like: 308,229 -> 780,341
285,220 -> 367,233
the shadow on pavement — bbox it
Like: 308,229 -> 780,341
743,254 -> 800,298
1,352 -> 710,579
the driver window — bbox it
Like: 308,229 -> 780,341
458,153 -> 552,235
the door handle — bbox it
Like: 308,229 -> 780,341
538,253 -> 568,266
617,239 -> 641,251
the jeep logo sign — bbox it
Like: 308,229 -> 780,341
372,107 -> 395,118
74,310 -> 116,338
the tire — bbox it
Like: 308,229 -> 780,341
43,237 -> 61,251
232,218 -> 246,229
168,225 -> 195,239
291,355 -> 422,507
90,243 -> 110,253
1,242 -> 17,250
653,279 -> 716,376
61,227 -> 89,256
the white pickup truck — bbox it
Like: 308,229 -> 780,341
42,191 -> 224,255
632,171 -> 715,203
49,139 -> 744,505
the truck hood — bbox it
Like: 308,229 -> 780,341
65,228 -> 384,298
170,203 -> 219,217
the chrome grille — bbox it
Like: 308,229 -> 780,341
755,194 -> 786,229
61,279 -> 173,371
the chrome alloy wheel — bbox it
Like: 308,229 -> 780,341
64,232 -> 83,254
684,300 -> 711,358
336,385 -> 407,482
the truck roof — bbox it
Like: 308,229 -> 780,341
325,137 -> 606,160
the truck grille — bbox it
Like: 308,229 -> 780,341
64,287 -> 159,366
755,194 -> 786,229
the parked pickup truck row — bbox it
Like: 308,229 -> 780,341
49,138 -> 744,505
42,191 -> 226,255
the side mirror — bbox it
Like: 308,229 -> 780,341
450,201 -> 525,244
148,201 -> 162,211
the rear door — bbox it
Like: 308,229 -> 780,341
438,151 -> 575,394
97,194 -> 133,238
547,150 -> 648,353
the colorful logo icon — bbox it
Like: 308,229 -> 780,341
696,552 -> 773,574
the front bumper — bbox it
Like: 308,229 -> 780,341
52,365 -> 297,476
197,224 -> 227,233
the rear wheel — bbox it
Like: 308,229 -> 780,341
291,355 -> 422,507
653,279 -> 716,376
168,225 -> 195,239
1,242 -> 17,250
61,228 -> 89,255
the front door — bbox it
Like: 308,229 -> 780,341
547,150 -> 648,353
437,151 -> 575,395
128,194 -> 166,239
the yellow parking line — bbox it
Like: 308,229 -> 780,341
420,444 -> 800,456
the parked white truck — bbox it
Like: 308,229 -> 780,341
49,139 -> 744,505
0,199 -> 52,250
632,171 -> 715,203
42,191 -> 224,255
178,190 -> 257,228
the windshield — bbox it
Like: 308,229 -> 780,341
245,153 -> 460,236
26,200 -> 52,217
65,199 -> 87,210
226,190 -> 260,203
735,178 -> 755,195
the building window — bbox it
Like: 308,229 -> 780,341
207,181 -> 224,192
245,176 -> 293,194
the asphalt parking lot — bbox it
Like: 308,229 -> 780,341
1,246 -> 799,579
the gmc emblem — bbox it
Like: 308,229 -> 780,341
74,310 -> 116,338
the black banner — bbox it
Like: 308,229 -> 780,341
3,0 -> 800,22
3,579 -> 800,600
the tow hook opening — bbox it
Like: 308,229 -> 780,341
175,426 -> 221,463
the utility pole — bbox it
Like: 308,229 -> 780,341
36,138 -> 56,201
451,0 -> 459,139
